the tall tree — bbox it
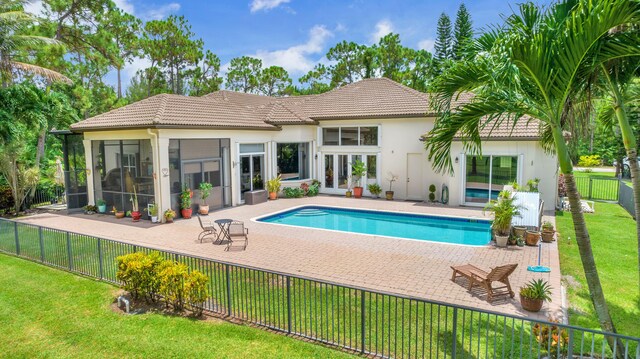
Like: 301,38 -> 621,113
185,50 -> 223,96
326,40 -> 367,86
258,65 -> 291,96
102,8 -> 141,99
225,56 -> 262,93
142,15 -> 203,95
452,3 -> 474,60
423,1 -> 640,352
0,0 -> 70,86
125,68 -> 169,102
375,33 -> 410,82
299,64 -> 332,94
434,13 -> 453,61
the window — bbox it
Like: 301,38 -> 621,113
322,126 -> 378,146
277,143 -> 310,180
465,155 -> 518,204
240,143 -> 264,153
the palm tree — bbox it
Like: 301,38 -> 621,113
0,0 -> 71,86
423,0 -> 640,352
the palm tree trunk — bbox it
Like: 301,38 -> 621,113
553,127 -> 622,355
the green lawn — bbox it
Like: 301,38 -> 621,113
0,253 -> 352,359
556,202 -> 640,338
574,170 -> 616,178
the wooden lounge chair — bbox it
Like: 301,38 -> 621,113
450,263 -> 518,302
226,220 -> 248,251
197,214 -> 217,243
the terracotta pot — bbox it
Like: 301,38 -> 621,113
353,187 -> 363,198
525,230 -> 541,246
541,230 -> 555,243
385,191 -> 394,200
115,211 -> 125,219
198,204 -> 209,215
512,226 -> 527,238
131,211 -> 142,222
269,192 -> 277,200
495,234 -> 509,248
520,294 -> 544,312
346,191 -> 352,198
181,208 -> 193,219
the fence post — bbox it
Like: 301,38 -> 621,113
97,238 -> 104,280
588,178 -> 593,199
14,221 -> 19,256
452,307 -> 458,357
225,264 -> 232,317
567,328 -> 574,358
360,290 -> 366,354
66,231 -> 73,270
38,227 -> 45,262
286,276 -> 292,334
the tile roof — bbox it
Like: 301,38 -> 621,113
70,77 -> 540,139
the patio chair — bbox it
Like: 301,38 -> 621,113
450,263 -> 518,303
226,220 -> 248,251
197,214 -> 217,243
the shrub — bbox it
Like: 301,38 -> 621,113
577,154 -> 601,167
367,183 -> 382,196
283,187 -> 304,198
428,184 -> 436,202
306,183 -> 319,196
158,261 -> 189,311
116,252 -> 165,302
185,270 -> 209,316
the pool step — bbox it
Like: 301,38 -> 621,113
292,209 -> 329,217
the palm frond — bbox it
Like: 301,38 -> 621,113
11,61 -> 72,84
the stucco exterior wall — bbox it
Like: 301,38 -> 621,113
78,116 -> 558,219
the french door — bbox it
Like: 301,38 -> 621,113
322,153 -> 378,193
239,154 -> 264,202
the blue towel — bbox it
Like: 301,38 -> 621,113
527,265 -> 551,273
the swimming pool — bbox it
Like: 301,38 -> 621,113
256,206 -> 492,246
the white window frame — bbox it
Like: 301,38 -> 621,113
275,142 -> 312,182
320,125 -> 381,147
462,153 -> 522,207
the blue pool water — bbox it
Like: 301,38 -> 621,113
257,206 -> 492,246
466,188 -> 500,200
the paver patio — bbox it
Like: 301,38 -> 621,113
18,196 -> 562,321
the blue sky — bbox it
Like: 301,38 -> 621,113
27,0 -> 552,89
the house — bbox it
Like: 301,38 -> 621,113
65,78 -> 558,218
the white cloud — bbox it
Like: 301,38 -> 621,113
24,0 -> 45,15
370,19 -> 394,43
124,57 -> 152,79
418,39 -> 435,53
248,25 -> 333,74
142,3 -> 181,20
250,0 -> 290,13
113,0 -> 135,14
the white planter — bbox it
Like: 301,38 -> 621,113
151,216 -> 158,223
495,234 -> 509,248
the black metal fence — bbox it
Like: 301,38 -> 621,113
619,181 -> 636,219
575,177 -> 620,201
25,187 -> 66,209
0,217 -> 638,358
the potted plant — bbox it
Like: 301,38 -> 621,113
180,186 -> 193,219
83,205 -> 98,214
266,175 -> 282,200
130,186 -> 141,222
113,206 -> 125,219
147,204 -> 159,223
351,160 -> 367,198
541,221 -> 555,242
96,199 -> 107,213
519,279 -> 552,312
164,209 -> 176,223
428,184 -> 437,202
484,190 -> 522,248
198,182 -> 213,215
525,229 -> 541,246
345,179 -> 352,198
512,225 -> 527,238
386,172 -> 398,200
367,183 -> 382,198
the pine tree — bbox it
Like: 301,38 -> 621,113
434,13 -> 453,61
453,4 -> 474,60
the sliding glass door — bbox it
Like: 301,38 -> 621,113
465,155 -> 518,204
322,153 -> 378,193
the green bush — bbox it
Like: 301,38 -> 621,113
428,184 -> 436,202
185,270 -> 209,316
116,252 -> 165,302
577,155 -> 601,167
306,183 -> 319,196
158,261 -> 189,311
283,187 -> 304,198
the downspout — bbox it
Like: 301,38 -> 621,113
147,129 -> 163,222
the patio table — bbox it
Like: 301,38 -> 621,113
213,218 -> 233,244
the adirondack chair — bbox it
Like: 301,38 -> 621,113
450,263 -> 518,302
